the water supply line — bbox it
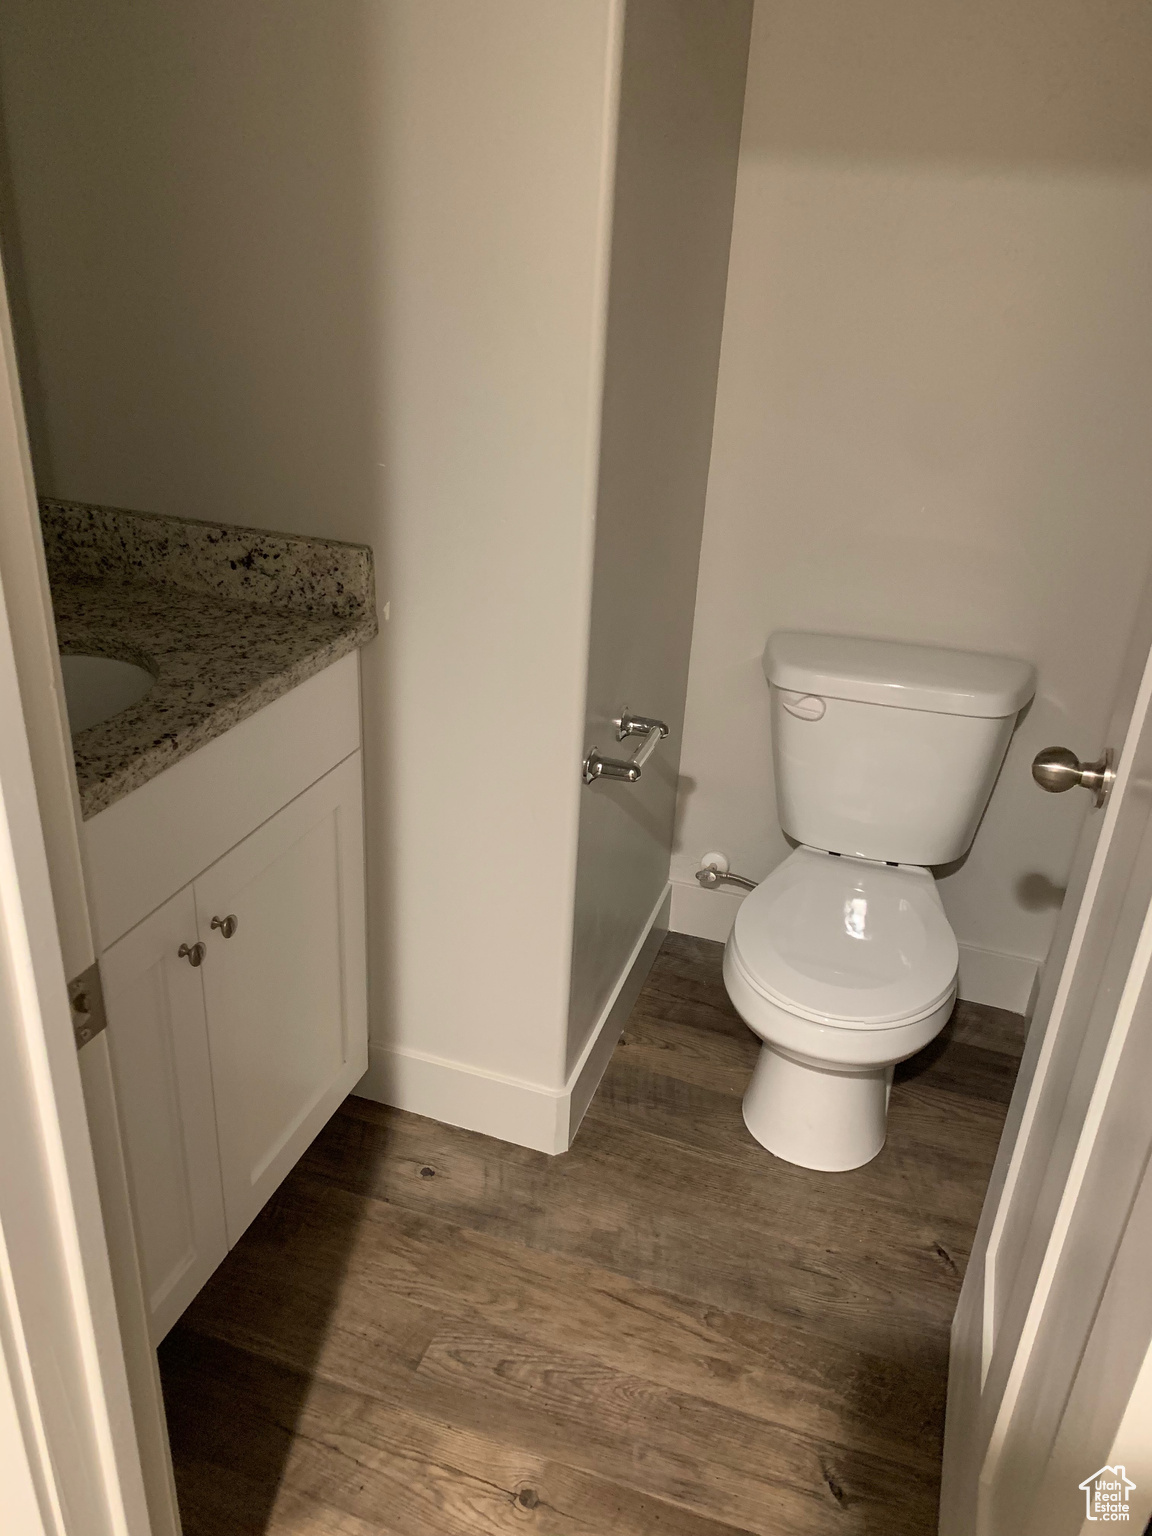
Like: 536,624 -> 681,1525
695,855 -> 757,893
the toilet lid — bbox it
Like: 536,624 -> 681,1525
730,848 -> 958,1027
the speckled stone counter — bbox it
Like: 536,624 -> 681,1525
41,499 -> 377,819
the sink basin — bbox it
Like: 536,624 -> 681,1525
59,654 -> 155,734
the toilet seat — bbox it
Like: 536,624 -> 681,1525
729,846 -> 958,1028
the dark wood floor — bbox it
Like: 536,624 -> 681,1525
159,932 -> 1024,1536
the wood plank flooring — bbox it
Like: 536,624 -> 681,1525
159,932 -> 1024,1536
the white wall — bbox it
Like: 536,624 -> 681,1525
672,0 -> 1152,1006
0,3 -> 621,1121
568,0 -> 751,1072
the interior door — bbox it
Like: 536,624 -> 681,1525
0,225 -> 167,1535
101,886 -> 228,1344
194,753 -> 367,1244
940,581 -> 1152,1534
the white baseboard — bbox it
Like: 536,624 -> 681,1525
955,943 -> 1039,1016
567,886 -> 670,1143
669,876 -> 744,943
357,884 -> 671,1155
357,1042 -> 569,1154
668,877 -> 1040,1016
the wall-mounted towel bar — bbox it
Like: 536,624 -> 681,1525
582,707 -> 669,785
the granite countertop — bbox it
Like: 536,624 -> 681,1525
42,499 -> 378,819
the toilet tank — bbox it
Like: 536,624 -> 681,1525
764,633 -> 1036,866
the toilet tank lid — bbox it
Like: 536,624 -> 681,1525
763,632 -> 1036,718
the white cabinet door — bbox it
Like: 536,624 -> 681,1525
194,752 -> 367,1244
101,886 -> 227,1344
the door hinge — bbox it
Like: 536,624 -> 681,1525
69,961 -> 107,1050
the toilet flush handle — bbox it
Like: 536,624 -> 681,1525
779,691 -> 826,721
1031,745 -> 1115,809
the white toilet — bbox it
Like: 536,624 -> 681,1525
724,631 -> 1036,1172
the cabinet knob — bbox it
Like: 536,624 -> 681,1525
210,913 -> 239,939
178,942 -> 206,967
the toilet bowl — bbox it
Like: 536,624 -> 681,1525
725,846 -> 957,1170
722,630 -> 1036,1172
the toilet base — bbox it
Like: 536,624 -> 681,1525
742,1043 -> 895,1172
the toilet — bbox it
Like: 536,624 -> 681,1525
725,631 -> 1036,1172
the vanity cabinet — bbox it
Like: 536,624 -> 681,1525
195,754 -> 366,1246
88,655 -> 368,1343
103,752 -> 366,1342
100,887 -> 227,1343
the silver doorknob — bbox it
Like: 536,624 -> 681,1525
1031,746 -> 1115,808
210,913 -> 238,939
178,941 -> 206,967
